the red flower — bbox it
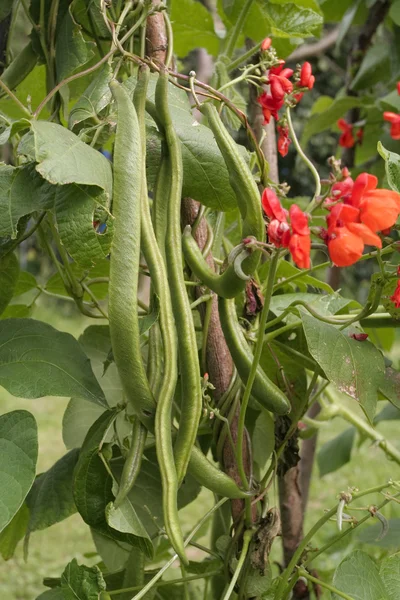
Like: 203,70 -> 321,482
262,190 -> 310,268
337,119 -> 355,148
397,81 -> 400,95
261,37 -> 272,51
383,112 -> 400,140
277,125 -> 291,157
350,173 -> 400,232
391,280 -> 400,308
299,62 -> 315,89
270,73 -> 293,101
257,92 -> 284,124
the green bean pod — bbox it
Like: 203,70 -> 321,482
189,446 -> 249,499
155,69 -> 202,486
114,418 -> 147,508
109,80 -> 156,430
1,43 -> 38,96
218,297 -> 290,415
182,102 -> 265,297
133,67 -> 187,565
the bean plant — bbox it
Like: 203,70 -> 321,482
0,0 -> 400,599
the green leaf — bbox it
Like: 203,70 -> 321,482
261,339 -> 307,401
45,259 -> 109,300
69,65 -> 113,130
105,498 -> 152,553
36,589 -> 65,600
351,43 -> 390,91
302,96 -> 363,145
264,3 -> 323,38
333,550 -> 389,600
390,0 -> 400,26
54,184 -> 113,268
60,559 -> 106,600
317,428 -> 355,476
0,410 -> 38,533
250,410 -> 275,473
0,0 -> 13,20
335,0 -> 362,51
13,270 -> 37,297
0,318 -> 107,406
379,368 -> 400,410
374,402 -> 400,423
91,529 -> 131,572
0,304 -> 32,319
0,64 -> 47,120
170,0 -> 219,57
72,0 -> 112,39
55,6 -> 94,82
18,121 -> 112,198
274,260 -> 333,293
73,411 -> 153,557
301,312 -> 386,421
380,553 -> 400,600
0,163 -> 55,238
62,398 -> 106,450
358,519 -> 400,549
377,142 -> 400,193
26,449 -> 79,532
0,252 -> 19,315
0,503 -> 29,560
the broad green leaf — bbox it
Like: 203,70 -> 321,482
0,65 -> 47,121
377,142 -> 400,193
333,550 -> 389,600
351,43 -> 390,91
0,410 -> 38,533
390,0 -> 400,26
55,6 -> 94,82
0,318 -> 107,406
26,449 -> 79,532
69,65 -> 113,130
18,121 -> 112,198
62,398 -> 105,449
171,0 -> 219,57
380,89 -> 400,113
320,0 -> 367,23
261,339 -> 307,401
380,553 -> 400,600
379,368 -> 400,410
55,184 -> 113,268
45,259 -> 109,300
265,3 -> 323,38
0,503 -> 29,560
13,271 -> 37,297
317,428 -> 355,476
106,498 -> 152,550
72,0 -> 111,39
0,0 -> 13,20
374,402 -> 400,423
302,96 -> 363,145
36,589 -> 65,600
0,304 -> 32,319
301,312 -> 386,421
249,410 -> 275,474
0,163 -> 55,238
274,259 -> 333,293
0,252 -> 19,315
60,559 -> 106,600
335,0 -> 362,51
91,529 -> 131,572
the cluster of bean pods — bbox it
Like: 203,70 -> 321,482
109,66 -> 290,563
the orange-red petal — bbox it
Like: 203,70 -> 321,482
346,223 -> 382,247
327,227 -> 363,267
350,173 -> 378,208
359,190 -> 400,231
288,233 -> 310,269
290,204 -> 309,235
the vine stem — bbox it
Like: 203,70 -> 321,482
130,498 -> 228,600
221,529 -> 253,600
297,569 -> 353,600
224,0 -> 256,58
276,482 -> 398,599
0,79 -> 31,116
236,251 -> 280,506
227,42 -> 262,72
286,106 -> 321,208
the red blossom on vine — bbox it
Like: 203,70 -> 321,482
383,112 -> 400,140
261,37 -> 272,51
337,119 -> 355,148
277,124 -> 291,157
299,62 -> 315,89
391,280 -> 400,308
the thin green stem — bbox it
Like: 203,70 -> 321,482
286,107 -> 321,208
0,79 -> 31,116
297,569 -> 353,600
108,570 -> 222,595
224,0 -> 256,58
201,296 -> 213,374
190,293 -> 213,310
131,498 -> 228,600
163,10 -> 174,68
221,529 -> 253,600
227,42 -> 262,72
19,0 -> 40,31
236,251 -> 280,501
264,320 -> 302,342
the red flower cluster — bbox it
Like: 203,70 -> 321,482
257,60 -> 314,125
325,173 -> 400,267
337,119 -> 363,148
262,189 -> 311,268
277,125 -> 291,157
390,267 -> 400,308
383,112 -> 400,140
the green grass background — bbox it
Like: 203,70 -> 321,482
0,304 -> 399,599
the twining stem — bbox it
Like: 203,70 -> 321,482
297,569 -> 354,600
108,571 -> 222,595
286,107 -> 321,208
0,79 -> 31,116
131,498 -> 229,600
236,251 -> 280,514
224,0 -> 256,58
227,42 -> 262,72
221,529 -> 253,600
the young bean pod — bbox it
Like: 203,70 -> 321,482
218,297 -> 290,415
114,418 -> 147,508
109,80 -> 156,430
189,445 -> 249,499
133,67 -> 186,565
155,68 -> 202,486
182,102 -> 265,297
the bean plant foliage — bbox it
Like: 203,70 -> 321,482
1,0 -> 400,598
